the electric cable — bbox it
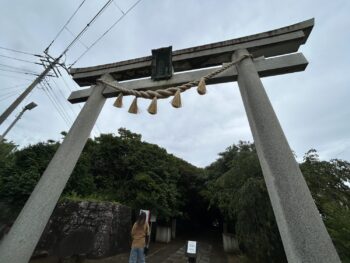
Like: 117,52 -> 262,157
112,0 -> 125,14
43,79 -> 73,124
0,89 -> 25,102
0,63 -> 39,74
0,54 -> 40,64
0,83 -> 30,91
0,87 -> 27,98
45,0 -> 87,51
70,0 -> 143,67
0,45 -> 41,57
40,82 -> 71,126
64,26 -> 89,49
0,68 -> 41,76
51,78 -> 77,118
60,0 -> 113,57
0,73 -> 34,81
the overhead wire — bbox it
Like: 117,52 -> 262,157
5,0 -> 114,131
40,82 -> 71,126
0,45 -> 41,57
0,63 -> 39,74
43,79 -> 73,124
69,0 -> 143,67
0,54 -> 40,64
42,80 -> 70,122
0,88 -> 26,102
112,0 -> 125,14
0,68 -> 41,76
0,83 -> 30,91
46,79 -> 75,124
60,74 -> 74,93
0,72 -> 34,81
51,78 -> 77,118
64,26 -> 89,49
41,86 -> 71,127
59,74 -> 102,134
59,0 -> 113,57
45,0 -> 87,51
0,87 -> 27,97
0,0 -> 140,135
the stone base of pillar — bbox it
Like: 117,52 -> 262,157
155,226 -> 171,243
222,233 -> 239,253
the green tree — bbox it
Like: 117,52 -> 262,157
301,150 -> 350,262
206,142 -> 286,262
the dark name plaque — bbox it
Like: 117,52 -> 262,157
151,46 -> 173,80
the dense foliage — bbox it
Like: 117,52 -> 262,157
0,128 -> 203,223
205,142 -> 350,262
1,133 -> 349,262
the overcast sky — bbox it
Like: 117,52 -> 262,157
0,0 -> 349,167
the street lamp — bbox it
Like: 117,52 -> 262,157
0,102 -> 37,142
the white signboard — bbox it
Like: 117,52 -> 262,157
140,209 -> 150,223
150,214 -> 157,222
187,241 -> 197,254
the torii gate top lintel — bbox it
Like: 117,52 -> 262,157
69,18 -> 314,87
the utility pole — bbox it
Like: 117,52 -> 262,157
0,102 -> 37,142
0,58 -> 58,127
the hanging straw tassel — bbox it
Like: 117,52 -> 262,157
197,77 -> 207,95
171,89 -> 182,108
148,97 -> 157,115
128,97 -> 138,114
113,93 -> 123,108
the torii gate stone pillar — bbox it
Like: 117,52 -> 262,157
0,19 -> 341,263
233,49 -> 340,262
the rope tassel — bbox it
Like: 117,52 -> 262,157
197,78 -> 207,95
171,89 -> 182,108
128,97 -> 138,114
113,93 -> 123,108
148,97 -> 157,115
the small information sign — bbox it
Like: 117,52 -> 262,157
186,240 -> 197,260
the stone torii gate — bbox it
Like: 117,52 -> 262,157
0,19 -> 341,263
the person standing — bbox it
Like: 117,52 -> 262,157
129,212 -> 150,263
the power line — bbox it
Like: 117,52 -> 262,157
0,1 -> 114,127
0,54 -> 40,64
0,63 -> 39,73
40,82 -> 71,126
60,74 -> 74,93
42,86 -> 71,127
60,74 -> 83,112
60,0 -> 113,56
70,0 -> 143,67
0,68 -> 41,77
0,45 -> 41,57
0,83 -> 30,91
64,26 -> 89,49
0,72 -> 34,81
0,93 -> 20,103
58,74 -> 102,134
51,78 -> 77,118
0,87 -> 27,97
43,79 -> 73,124
45,0 -> 87,51
112,0 -> 125,14
0,89 -> 25,102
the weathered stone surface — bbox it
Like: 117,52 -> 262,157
34,200 -> 131,259
222,233 -> 239,253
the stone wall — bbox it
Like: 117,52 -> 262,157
35,200 -> 131,259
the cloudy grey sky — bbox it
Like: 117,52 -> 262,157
0,0 -> 349,167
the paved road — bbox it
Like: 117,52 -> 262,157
31,230 -> 237,263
